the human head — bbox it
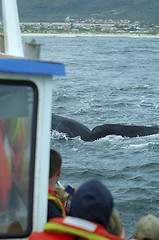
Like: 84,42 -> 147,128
134,214 -> 159,240
49,149 -> 62,179
70,179 -> 113,228
107,208 -> 124,237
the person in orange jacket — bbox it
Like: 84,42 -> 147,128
48,149 -> 78,220
48,149 -> 65,220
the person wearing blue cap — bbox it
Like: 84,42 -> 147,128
69,179 -> 125,238
70,179 -> 113,228
29,179 -> 125,240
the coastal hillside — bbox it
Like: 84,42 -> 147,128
0,0 -> 159,25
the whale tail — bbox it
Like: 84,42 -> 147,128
52,114 -> 159,142
92,124 -> 159,140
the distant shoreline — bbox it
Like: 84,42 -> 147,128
21,32 -> 159,38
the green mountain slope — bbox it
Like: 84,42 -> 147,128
1,0 -> 159,24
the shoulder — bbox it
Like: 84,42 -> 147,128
48,200 -> 63,221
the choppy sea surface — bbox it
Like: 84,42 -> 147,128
23,35 -> 159,239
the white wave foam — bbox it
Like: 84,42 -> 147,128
50,130 -> 69,140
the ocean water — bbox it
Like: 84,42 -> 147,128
23,35 -> 159,239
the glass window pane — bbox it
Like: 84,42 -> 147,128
0,81 -> 38,238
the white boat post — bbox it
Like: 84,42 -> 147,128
2,0 -> 24,57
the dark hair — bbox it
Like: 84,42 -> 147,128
49,149 -> 62,178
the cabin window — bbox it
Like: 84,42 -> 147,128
0,80 -> 38,238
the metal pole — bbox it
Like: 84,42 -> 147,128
2,0 -> 24,57
0,35 -> 4,53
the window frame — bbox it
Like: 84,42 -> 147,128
0,79 -> 38,239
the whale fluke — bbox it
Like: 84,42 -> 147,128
92,124 -> 159,140
51,114 -> 159,142
51,113 -> 93,141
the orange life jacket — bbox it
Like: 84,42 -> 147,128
6,118 -> 28,182
29,216 -> 126,240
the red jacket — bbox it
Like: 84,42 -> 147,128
29,216 -> 125,240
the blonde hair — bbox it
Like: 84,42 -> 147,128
107,208 -> 123,237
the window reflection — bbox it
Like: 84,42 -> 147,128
0,83 -> 37,236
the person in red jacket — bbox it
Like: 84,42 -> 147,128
70,179 -> 114,229
48,149 -> 65,220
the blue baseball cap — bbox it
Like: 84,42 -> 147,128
70,179 -> 113,228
